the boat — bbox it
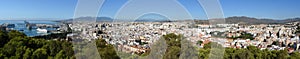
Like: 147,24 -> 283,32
7,24 -> 15,28
37,28 -> 48,33
2,23 -> 15,28
19,29 -> 24,31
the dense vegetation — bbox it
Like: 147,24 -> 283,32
96,38 -> 120,59
0,30 -> 119,59
162,33 -> 182,59
200,42 -> 300,59
0,30 -> 75,59
0,30 -> 299,59
162,33 -> 300,59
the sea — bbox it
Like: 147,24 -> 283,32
0,20 -> 59,37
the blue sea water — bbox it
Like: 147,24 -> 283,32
0,20 -> 58,37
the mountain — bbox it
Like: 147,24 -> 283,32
195,16 -> 300,24
226,16 -> 300,24
59,16 -> 300,24
225,16 -> 276,24
134,19 -> 172,22
282,18 -> 300,23
59,17 -> 172,22
58,17 -> 113,22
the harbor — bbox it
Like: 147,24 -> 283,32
0,20 -> 67,37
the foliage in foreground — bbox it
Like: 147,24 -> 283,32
0,30 -> 120,59
200,41 -> 300,59
0,30 -> 74,59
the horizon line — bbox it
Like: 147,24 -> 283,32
0,16 -> 299,20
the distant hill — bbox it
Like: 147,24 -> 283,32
58,16 -> 300,24
58,17 -> 113,22
59,17 -> 172,22
195,16 -> 300,24
134,19 -> 172,22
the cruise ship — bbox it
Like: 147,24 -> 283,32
37,28 -> 48,33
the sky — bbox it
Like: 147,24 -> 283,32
0,0 -> 299,20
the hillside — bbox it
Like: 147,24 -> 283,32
57,17 -> 113,22
195,16 -> 300,24
58,16 -> 300,24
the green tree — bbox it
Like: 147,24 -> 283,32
290,52 -> 300,59
7,30 -> 26,39
31,48 -> 48,59
163,46 -> 181,59
42,41 -> 62,56
23,48 -> 33,59
203,42 -> 220,49
0,30 -> 9,47
224,48 -> 235,59
197,41 -> 203,45
96,39 -> 120,59
0,31 -> 76,58
59,40 -> 74,57
162,33 -> 182,59
54,50 -> 65,59
198,48 -> 210,59
235,49 -> 254,59
247,46 -> 262,59
277,49 -> 288,59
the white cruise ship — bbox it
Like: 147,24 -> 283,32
37,28 -> 47,33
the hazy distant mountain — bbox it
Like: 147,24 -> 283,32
282,18 -> 300,23
58,17 -> 113,22
59,16 -> 300,24
134,19 -> 172,22
225,16 -> 276,24
195,16 -> 300,24
59,17 -> 172,22
226,16 -> 300,24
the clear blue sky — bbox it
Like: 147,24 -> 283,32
0,0 -> 299,20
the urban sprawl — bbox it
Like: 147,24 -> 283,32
65,21 -> 300,54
